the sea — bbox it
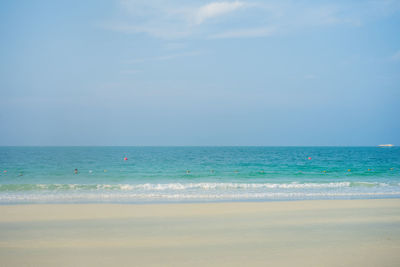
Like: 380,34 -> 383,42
0,146 -> 399,204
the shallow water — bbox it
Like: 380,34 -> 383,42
0,146 -> 399,203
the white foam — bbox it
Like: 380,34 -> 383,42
119,182 -> 353,190
0,181 -> 395,192
1,191 -> 400,203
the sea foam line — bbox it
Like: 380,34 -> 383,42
0,181 -> 393,192
1,191 -> 400,202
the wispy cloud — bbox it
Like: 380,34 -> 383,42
105,1 -> 249,38
103,0 -> 400,40
193,1 -> 246,24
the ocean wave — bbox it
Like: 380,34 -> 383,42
350,182 -> 389,187
0,181 -> 394,192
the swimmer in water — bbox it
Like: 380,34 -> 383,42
74,168 -> 78,174
186,170 -> 191,174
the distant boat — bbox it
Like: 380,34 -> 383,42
378,144 -> 394,147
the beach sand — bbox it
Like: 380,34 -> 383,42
0,199 -> 399,266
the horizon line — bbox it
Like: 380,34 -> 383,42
0,145 -> 395,147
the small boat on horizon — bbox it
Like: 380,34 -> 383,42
378,144 -> 394,147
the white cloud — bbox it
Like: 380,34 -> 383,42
209,26 -> 275,39
193,1 -> 246,24
103,1 -> 250,38
103,0 -> 400,40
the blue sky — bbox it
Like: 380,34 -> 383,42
0,0 -> 399,146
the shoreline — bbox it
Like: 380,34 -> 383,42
1,199 -> 400,266
0,196 -> 400,204
1,195 -> 400,206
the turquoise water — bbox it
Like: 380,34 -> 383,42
0,147 -> 399,203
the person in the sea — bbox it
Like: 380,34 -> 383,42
74,168 -> 78,174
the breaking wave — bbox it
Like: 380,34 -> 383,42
0,181 -> 393,192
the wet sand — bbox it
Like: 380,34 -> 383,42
0,199 -> 400,266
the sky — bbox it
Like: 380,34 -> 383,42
0,0 -> 399,146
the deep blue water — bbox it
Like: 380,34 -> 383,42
0,147 -> 399,203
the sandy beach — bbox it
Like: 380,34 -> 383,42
0,199 -> 399,266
